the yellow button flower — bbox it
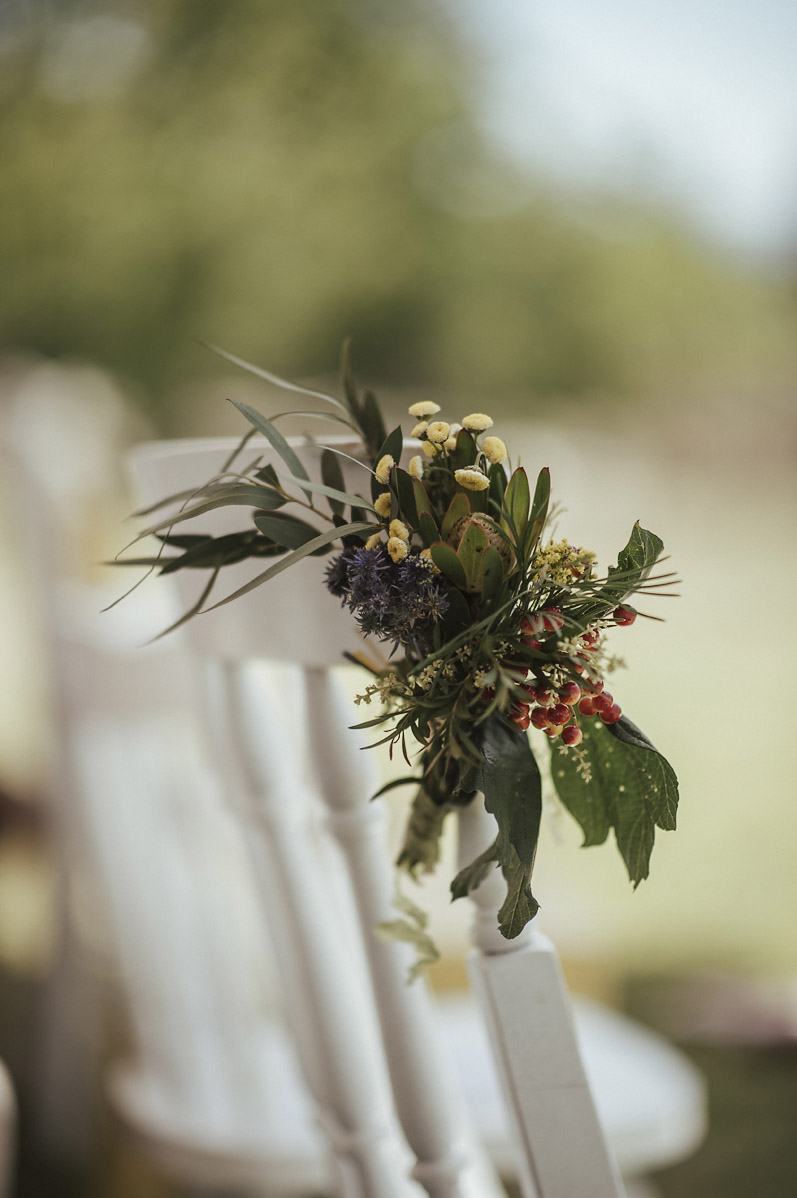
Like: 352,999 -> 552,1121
482,435 -> 507,464
421,440 -> 438,458
364,533 -> 383,551
425,420 -> 451,443
387,536 -> 409,562
408,455 -> 424,479
408,400 -> 441,418
461,413 -> 493,432
373,492 -> 392,518
375,454 -> 395,483
389,519 -> 410,542
410,421 -> 429,438
454,466 -> 490,492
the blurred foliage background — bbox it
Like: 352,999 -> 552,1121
1,0 -> 795,423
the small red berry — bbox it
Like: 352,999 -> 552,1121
594,691 -> 614,714
578,696 -> 597,717
513,710 -> 531,730
530,706 -> 549,729
544,724 -> 561,738
599,703 -> 622,724
561,725 -> 583,747
548,703 -> 570,726
585,678 -> 605,695
480,687 -> 495,704
613,605 -> 637,626
524,636 -> 542,651
558,681 -> 581,705
541,607 -> 564,632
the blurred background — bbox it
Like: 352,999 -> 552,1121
0,0 -> 796,1195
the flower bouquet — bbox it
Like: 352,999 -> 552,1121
119,344 -> 679,958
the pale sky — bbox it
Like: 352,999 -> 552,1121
453,0 -> 797,258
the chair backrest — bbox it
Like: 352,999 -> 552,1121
0,1059 -> 15,1198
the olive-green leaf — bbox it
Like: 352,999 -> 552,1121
321,449 -> 346,517
228,399 -> 313,498
430,543 -> 468,590
253,512 -> 326,550
502,467 -> 530,545
549,713 -> 679,887
441,491 -> 471,539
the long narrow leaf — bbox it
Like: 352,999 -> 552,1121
203,520 -> 379,610
200,340 -> 352,416
127,486 -> 289,544
277,471 -> 375,511
228,399 -> 312,498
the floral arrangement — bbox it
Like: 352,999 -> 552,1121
120,345 -> 679,961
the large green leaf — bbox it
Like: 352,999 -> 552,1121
450,717 -> 542,939
430,543 -> 467,590
456,521 -> 489,591
549,713 -> 678,886
441,491 -> 470,539
602,522 -> 664,602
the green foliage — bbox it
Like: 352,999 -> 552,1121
549,714 -> 678,886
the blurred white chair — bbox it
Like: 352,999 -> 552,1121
130,436 -> 707,1198
0,1059 -> 16,1198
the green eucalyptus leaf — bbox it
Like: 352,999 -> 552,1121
228,399 -> 313,498
549,713 -> 678,886
203,340 -> 352,417
253,512 -> 327,551
412,480 -> 436,523
278,472 -> 375,511
393,468 -> 419,529
321,449 -> 346,517
131,486 -> 290,542
203,520 -> 379,610
419,513 -> 439,547
361,389 -> 388,459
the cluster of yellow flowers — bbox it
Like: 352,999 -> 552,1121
369,399 -> 511,558
406,400 -> 507,493
532,538 -> 597,587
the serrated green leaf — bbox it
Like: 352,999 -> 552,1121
450,840 -> 498,900
549,713 -> 679,886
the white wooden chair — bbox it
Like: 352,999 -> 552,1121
129,435 -> 707,1198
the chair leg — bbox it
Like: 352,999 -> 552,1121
303,667 -> 506,1198
457,799 -> 625,1198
